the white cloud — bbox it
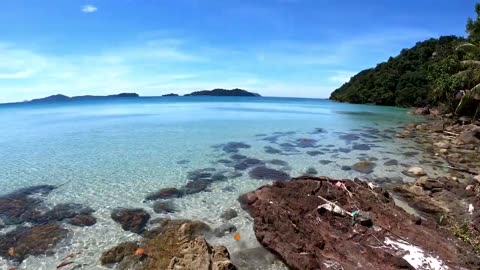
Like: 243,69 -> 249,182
82,5 -> 98,13
328,70 -> 357,84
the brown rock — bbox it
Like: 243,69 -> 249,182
111,208 -> 150,234
101,219 -> 234,270
457,126 -> 480,145
167,237 -> 236,270
101,242 -> 139,265
67,214 -> 97,227
145,188 -> 184,201
411,107 -> 430,115
0,223 -> 68,264
241,176 -> 479,270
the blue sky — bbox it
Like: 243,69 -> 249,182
0,0 -> 477,102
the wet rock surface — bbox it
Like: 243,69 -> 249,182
0,185 -> 56,225
239,176 -> 480,270
387,175 -> 479,223
101,219 -> 235,270
0,223 -> 69,264
0,185 -> 97,229
111,208 -> 151,234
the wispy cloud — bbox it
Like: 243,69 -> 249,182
0,26 -> 436,102
82,5 -> 98,13
328,70 -> 357,84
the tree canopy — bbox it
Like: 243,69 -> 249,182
330,3 -> 480,112
329,36 -> 465,107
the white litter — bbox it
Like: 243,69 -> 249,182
384,238 -> 448,270
469,204 -> 474,215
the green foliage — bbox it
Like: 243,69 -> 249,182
467,3 -> 480,45
330,36 -> 465,107
451,221 -> 480,254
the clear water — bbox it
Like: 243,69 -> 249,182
0,97 -> 445,269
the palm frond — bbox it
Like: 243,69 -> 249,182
461,60 -> 480,67
470,82 -> 480,100
456,42 -> 480,52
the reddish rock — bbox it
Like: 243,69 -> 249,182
111,208 -> 150,234
240,176 -> 480,270
0,223 -> 68,264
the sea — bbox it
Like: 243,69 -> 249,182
0,96 -> 448,269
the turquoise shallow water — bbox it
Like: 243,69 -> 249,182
0,97 -> 443,269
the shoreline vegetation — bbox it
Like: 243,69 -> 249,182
330,3 -> 480,121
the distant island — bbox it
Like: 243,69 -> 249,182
184,88 -> 261,97
26,93 -> 140,103
14,89 -> 261,105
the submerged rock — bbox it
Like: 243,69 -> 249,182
305,167 -> 318,175
67,214 -> 97,227
240,176 -> 479,270
248,166 -> 290,181
352,161 -> 376,174
384,159 -> 399,166
264,146 -> 282,154
220,209 -> 238,221
339,133 -> 360,142
268,159 -> 289,166
352,144 -> 371,151
153,201 -> 176,214
295,138 -> 317,148
306,150 -> 324,156
234,158 -> 264,171
0,185 -> 96,227
0,185 -> 56,225
145,188 -> 184,201
213,224 -> 237,237
187,168 -> 216,181
0,223 -> 69,264
182,179 -> 211,195
319,160 -> 333,165
402,166 -> 427,177
222,142 -> 251,153
111,208 -> 151,234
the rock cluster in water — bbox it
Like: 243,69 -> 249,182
101,218 -> 236,270
0,185 -> 97,265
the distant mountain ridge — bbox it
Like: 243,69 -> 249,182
15,89 -> 261,105
27,93 -> 140,103
184,88 -> 261,97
